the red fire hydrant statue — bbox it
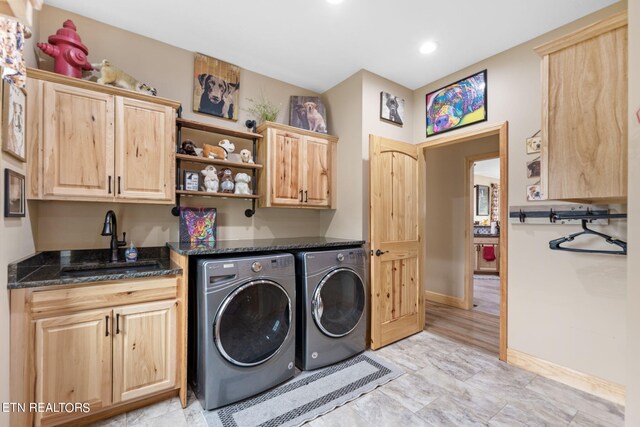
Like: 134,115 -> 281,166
37,20 -> 92,78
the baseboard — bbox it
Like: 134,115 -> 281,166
424,291 -> 467,309
507,348 -> 625,406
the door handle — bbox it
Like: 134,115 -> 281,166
375,249 -> 388,256
304,190 -> 308,203
105,316 -> 109,337
116,313 -> 120,334
299,190 -> 303,202
108,176 -> 112,194
117,177 -> 122,195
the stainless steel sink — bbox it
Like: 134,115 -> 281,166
60,260 -> 162,277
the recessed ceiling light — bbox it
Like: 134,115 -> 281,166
420,41 -> 438,54
326,0 -> 344,4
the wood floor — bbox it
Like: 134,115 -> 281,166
424,300 -> 500,355
472,274 -> 500,316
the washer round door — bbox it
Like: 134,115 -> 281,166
214,280 -> 292,366
312,268 -> 366,338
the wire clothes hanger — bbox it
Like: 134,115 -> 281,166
549,218 -> 627,255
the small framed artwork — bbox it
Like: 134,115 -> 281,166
527,182 -> 543,201
179,207 -> 217,244
476,185 -> 490,216
527,157 -> 541,179
183,170 -> 200,192
4,168 -> 25,217
2,81 -> 27,162
193,53 -> 240,121
426,69 -> 487,137
526,132 -> 541,154
289,96 -> 327,133
380,92 -> 404,126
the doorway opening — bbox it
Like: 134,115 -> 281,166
418,122 -> 508,360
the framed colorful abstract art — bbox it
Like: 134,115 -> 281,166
425,70 -> 487,137
179,207 -> 217,244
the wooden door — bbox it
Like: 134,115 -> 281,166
112,300 -> 177,403
369,135 -> 422,349
303,136 -> 331,207
35,309 -> 112,426
115,97 -> 175,203
42,82 -> 114,199
270,129 -> 303,206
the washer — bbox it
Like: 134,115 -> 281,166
295,247 -> 367,370
193,253 -> 296,410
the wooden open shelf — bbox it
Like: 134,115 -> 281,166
176,154 -> 263,170
175,190 -> 260,200
176,118 -> 262,140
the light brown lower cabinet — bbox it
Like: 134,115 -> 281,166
11,277 -> 183,427
474,237 -> 500,274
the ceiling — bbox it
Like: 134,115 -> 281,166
474,158 -> 500,180
44,0 -> 618,92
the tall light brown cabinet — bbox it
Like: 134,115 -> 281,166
26,68 -> 180,204
536,12 -> 628,202
257,122 -> 337,209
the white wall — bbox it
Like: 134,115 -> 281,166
626,0 -> 639,422
414,2 -> 628,385
424,136 -> 499,299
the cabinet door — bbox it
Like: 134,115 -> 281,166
42,82 -> 115,199
303,136 -> 331,207
112,300 -> 177,403
35,309 -> 112,426
115,98 -> 175,203
270,129 -> 303,206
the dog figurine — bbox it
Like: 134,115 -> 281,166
178,140 -> 198,156
386,95 -> 403,125
218,168 -> 235,193
201,165 -> 219,193
203,143 -> 226,160
234,173 -> 252,195
304,102 -> 327,133
240,149 -> 254,164
197,74 -> 239,119
92,60 -> 157,96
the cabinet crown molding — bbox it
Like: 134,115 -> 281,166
257,121 -> 338,143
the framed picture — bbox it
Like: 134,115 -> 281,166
426,69 -> 487,137
193,53 -> 240,121
289,96 -> 327,133
4,168 -> 25,217
179,207 -> 217,244
2,81 -> 26,162
526,135 -> 541,154
527,157 -> 541,179
380,92 -> 404,126
183,170 -> 200,192
527,183 -> 543,201
476,185 -> 489,216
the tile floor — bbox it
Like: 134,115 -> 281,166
90,331 -> 625,427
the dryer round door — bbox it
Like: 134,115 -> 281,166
312,268 -> 365,338
214,280 -> 292,367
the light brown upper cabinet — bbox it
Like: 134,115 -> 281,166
257,122 -> 337,209
536,12 -> 627,202
27,68 -> 180,204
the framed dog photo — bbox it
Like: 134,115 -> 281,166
527,156 -> 541,179
193,53 -> 240,121
526,135 -> 541,154
2,81 -> 27,162
380,92 -> 404,126
4,168 -> 25,217
527,182 -> 543,201
426,69 -> 487,137
183,170 -> 201,192
289,96 -> 328,134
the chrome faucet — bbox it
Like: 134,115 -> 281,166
100,210 -> 127,262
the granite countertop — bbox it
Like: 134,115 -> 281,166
8,246 -> 182,289
474,234 -> 500,238
167,237 -> 366,256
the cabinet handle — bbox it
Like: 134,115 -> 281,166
299,190 -> 303,202
117,177 -> 122,195
108,176 -> 112,194
116,314 -> 120,334
304,190 -> 308,203
105,316 -> 109,337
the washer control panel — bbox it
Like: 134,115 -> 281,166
336,253 -> 345,262
251,262 -> 263,272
